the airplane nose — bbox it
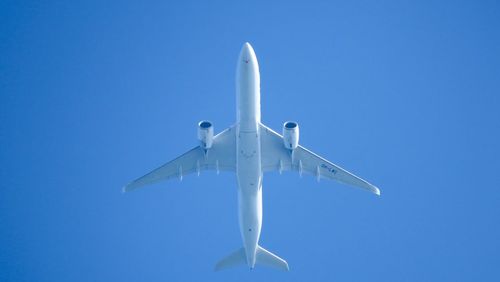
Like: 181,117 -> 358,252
239,42 -> 255,63
242,42 -> 251,52
236,42 -> 260,80
242,42 -> 252,51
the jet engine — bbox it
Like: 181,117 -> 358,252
197,120 -> 214,150
282,121 -> 299,150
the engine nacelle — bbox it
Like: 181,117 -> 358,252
197,120 -> 214,150
282,121 -> 299,150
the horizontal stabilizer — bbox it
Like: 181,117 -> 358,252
214,248 -> 246,271
256,246 -> 289,271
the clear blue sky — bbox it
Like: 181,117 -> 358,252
1,0 -> 499,281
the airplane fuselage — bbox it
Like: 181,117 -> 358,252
236,43 -> 262,268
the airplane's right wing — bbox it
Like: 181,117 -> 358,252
260,123 -> 380,195
124,126 -> 236,192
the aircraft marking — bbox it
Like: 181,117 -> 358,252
321,163 -> 337,174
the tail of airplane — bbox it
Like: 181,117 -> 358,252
214,246 -> 289,271
255,246 -> 289,271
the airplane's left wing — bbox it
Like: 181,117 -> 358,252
260,123 -> 380,195
124,126 -> 236,192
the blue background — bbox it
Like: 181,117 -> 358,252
1,0 -> 499,281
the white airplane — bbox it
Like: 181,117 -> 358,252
124,42 -> 380,271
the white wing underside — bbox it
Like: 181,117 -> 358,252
124,126 -> 236,192
259,124 -> 380,195
124,123 -> 379,195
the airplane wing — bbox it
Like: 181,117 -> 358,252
124,126 -> 236,192
260,123 -> 380,195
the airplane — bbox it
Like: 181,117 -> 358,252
124,42 -> 380,271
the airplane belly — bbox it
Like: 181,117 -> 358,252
237,187 -> 262,266
236,129 -> 262,266
237,131 -> 261,189
236,42 -> 260,132
235,42 -> 265,267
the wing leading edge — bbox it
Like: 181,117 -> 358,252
260,123 -> 380,195
124,125 -> 236,192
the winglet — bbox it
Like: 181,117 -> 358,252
369,185 -> 381,196
122,183 -> 135,193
